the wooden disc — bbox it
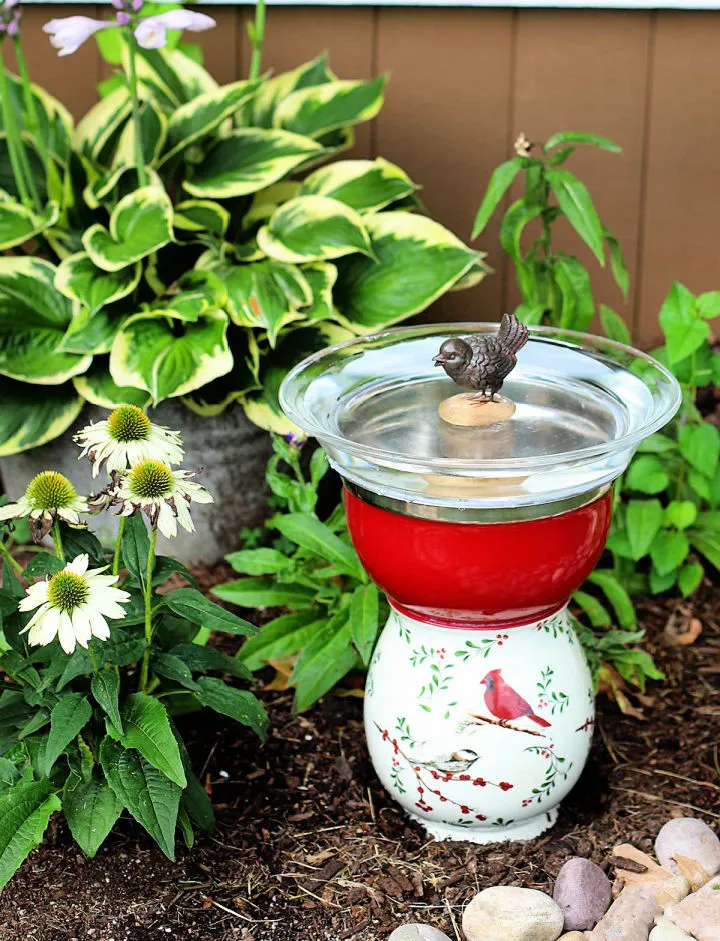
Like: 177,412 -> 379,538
438,393 -> 516,427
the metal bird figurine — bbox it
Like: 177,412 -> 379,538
433,312 -> 529,401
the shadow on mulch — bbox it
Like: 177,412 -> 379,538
0,589 -> 718,941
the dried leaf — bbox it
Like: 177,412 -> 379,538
612,843 -> 672,889
664,613 -> 703,647
599,666 -> 646,719
261,656 -> 296,691
673,853 -> 711,891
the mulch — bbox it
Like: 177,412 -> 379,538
0,582 -> 718,941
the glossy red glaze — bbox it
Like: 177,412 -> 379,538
344,489 -> 612,628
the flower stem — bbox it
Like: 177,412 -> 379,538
12,36 -> 50,172
88,644 -> 99,674
125,34 -> 148,188
138,526 -> 157,692
0,41 -> 36,209
51,520 -> 65,561
0,538 -> 23,575
113,516 -> 126,576
247,0 -> 266,82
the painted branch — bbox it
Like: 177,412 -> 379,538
465,713 -> 547,738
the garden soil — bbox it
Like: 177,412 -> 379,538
0,570 -> 717,941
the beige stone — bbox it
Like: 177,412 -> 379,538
462,886 -> 564,941
558,934 -> 587,941
655,875 -> 691,908
649,916 -> 696,941
438,392 -> 516,427
586,885 -> 662,941
666,877 -> 720,941
655,818 -> 720,880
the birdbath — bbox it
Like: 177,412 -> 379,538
280,321 -> 680,844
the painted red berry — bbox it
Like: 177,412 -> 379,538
473,777 -> 486,787
461,805 -> 470,814
499,782 -> 513,791
459,774 -> 471,781
475,814 -> 487,821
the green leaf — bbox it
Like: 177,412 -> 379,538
23,552 -> 65,578
271,513 -> 364,579
688,469 -> 712,502
55,252 -> 141,317
118,693 -> 186,787
252,54 -> 334,127
0,779 -> 61,891
664,500 -> 697,531
689,530 -> 720,570
99,736 -> 180,860
649,566 -> 677,594
650,530 -> 690,576
659,282 -> 710,364
196,676 -> 268,740
258,195 -> 374,264
113,97 -> 167,168
74,86 -> 132,163
121,513 -> 150,586
349,583 -> 379,666
572,589 -> 612,628
211,578 -> 316,609
151,653 -> 199,692
110,309 -> 232,403
225,548 -> 294,576
91,670 -> 123,735
546,168 -> 605,264
174,199 -> 229,238
300,158 -> 416,213
586,570 -> 636,629
83,186 -> 174,273
604,229 -> 629,300
600,304 -> 631,345
183,128 -> 324,200
625,499 -> 664,559
553,254 -> 594,331
181,768 -> 214,834
679,423 -> 720,477
73,358 -> 152,410
220,260 -> 311,346
678,562 -> 704,597
499,199 -> 544,262
471,158 -> 524,239
62,770 -> 122,857
290,613 -> 358,712
237,611 -> 324,672
274,75 -> 386,139
171,643 -> 251,681
625,456 -> 670,495
638,433 -> 677,455
0,193 -> 60,251
697,291 -> 720,320
545,131 -> 622,153
334,211 -> 486,330
42,694 -> 92,778
163,587 -> 258,636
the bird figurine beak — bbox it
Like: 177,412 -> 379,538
433,354 -> 446,366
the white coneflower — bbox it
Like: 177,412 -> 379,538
112,459 -> 213,539
74,405 -> 184,477
19,553 -> 130,654
0,471 -> 88,540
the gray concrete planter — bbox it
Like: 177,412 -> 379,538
0,400 -> 272,566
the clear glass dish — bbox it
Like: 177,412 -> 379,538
279,323 -> 681,510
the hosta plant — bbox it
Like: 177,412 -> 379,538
0,406 -> 266,889
0,1 -> 486,454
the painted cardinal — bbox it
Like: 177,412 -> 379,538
480,669 -> 551,728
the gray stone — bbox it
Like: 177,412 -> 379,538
655,818 -> 720,879
462,886 -> 565,941
666,877 -> 720,941
388,925 -> 452,941
586,885 -> 662,941
553,857 -> 613,931
0,400 -> 272,566
649,916 -> 696,941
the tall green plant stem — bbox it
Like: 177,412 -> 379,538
0,539 -> 23,575
125,34 -> 148,188
113,517 -> 126,576
0,41 -> 39,210
138,526 -> 157,692
12,36 -> 50,171
248,0 -> 266,82
52,520 -> 64,561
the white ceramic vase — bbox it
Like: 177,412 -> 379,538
364,605 -> 594,844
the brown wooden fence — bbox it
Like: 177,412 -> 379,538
10,5 -> 720,346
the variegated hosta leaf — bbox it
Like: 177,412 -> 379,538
160,79 -> 258,167
174,199 -> 229,238
334,211 -> 489,330
58,306 -> 128,356
182,128 -> 324,200
219,260 -> 311,346
112,98 -> 167,169
74,86 -> 132,165
162,270 -> 227,322
300,158 -> 417,213
0,192 -> 60,250
73,357 -> 151,409
55,252 -> 141,315
243,182 -> 302,231
84,164 -> 128,210
131,48 -> 218,111
274,75 -> 387,139
0,377 -> 84,456
2,74 -> 74,164
110,309 -> 233,403
302,262 -> 337,322
253,54 -> 335,129
181,331 -> 261,417
83,185 -> 174,273
0,257 -> 92,384
258,195 -> 374,264
0,134 -> 48,204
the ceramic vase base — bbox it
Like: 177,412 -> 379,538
407,807 -> 559,845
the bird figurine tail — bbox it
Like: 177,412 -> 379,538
528,713 -> 552,728
497,312 -> 529,356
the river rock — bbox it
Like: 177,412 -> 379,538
649,916 -> 696,941
655,875 -> 691,908
389,925 -> 452,941
462,887 -> 565,941
558,933 -> 587,941
586,885 -> 662,941
666,877 -> 720,941
553,857 -> 613,930
655,818 -> 720,879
